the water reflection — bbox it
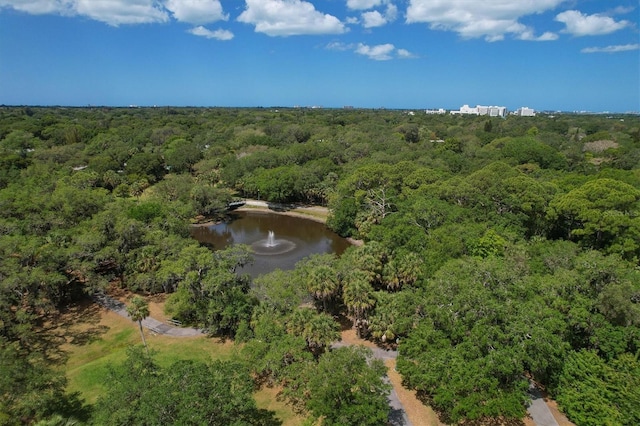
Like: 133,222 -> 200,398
190,211 -> 351,277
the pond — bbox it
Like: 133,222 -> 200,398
190,210 -> 352,277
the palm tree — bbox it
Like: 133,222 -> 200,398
126,296 -> 150,355
287,308 -> 340,357
308,264 -> 339,312
397,251 -> 423,287
305,312 -> 340,356
342,271 -> 376,336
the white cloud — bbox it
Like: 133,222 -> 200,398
0,0 -> 226,26
0,0 -> 73,15
0,0 -> 171,26
361,3 -> 396,28
406,0 -> 566,41
327,41 -> 413,60
518,30 -> 558,41
555,10 -> 630,37
396,48 -> 415,58
346,0 -> 383,10
384,3 -> 397,21
581,43 -> 639,54
610,6 -> 635,16
164,0 -> 227,25
326,41 -> 354,51
188,25 -> 233,40
356,43 -> 395,60
362,10 -> 385,28
238,0 -> 346,36
74,0 -> 169,26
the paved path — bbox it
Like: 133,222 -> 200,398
527,383 -> 560,426
93,293 -> 203,337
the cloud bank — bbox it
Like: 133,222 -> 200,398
405,0 -> 567,41
237,0 -> 346,36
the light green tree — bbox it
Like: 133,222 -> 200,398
126,296 -> 150,354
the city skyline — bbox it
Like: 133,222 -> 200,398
0,0 -> 638,112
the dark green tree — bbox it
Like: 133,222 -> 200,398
293,346 -> 391,426
0,340 -> 87,425
93,347 -> 278,425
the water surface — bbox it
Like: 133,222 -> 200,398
190,210 -> 351,277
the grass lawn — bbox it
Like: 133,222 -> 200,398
56,298 -> 305,425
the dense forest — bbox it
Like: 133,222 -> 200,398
0,106 -> 639,425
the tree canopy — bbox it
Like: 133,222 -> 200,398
1,106 -> 639,425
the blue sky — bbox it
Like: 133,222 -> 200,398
0,0 -> 638,112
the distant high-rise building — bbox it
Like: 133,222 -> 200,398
488,106 -> 507,117
451,104 -> 507,118
516,107 -> 536,116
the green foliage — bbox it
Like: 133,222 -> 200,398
548,178 -> 640,258
397,255 -> 570,422
481,136 -> 567,169
163,138 -> 202,173
251,269 -> 308,315
294,253 -> 340,312
127,201 -> 163,223
125,152 -> 164,182
189,184 -> 232,217
242,308 -> 312,386
93,347 -> 278,425
0,339 -> 88,425
469,229 -> 507,258
327,196 -> 357,237
556,350 -> 640,426
290,346 -> 391,426
286,307 -> 340,356
164,245 -> 256,337
126,296 -> 150,353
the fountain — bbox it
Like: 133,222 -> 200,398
251,230 -> 296,255
266,230 -> 276,247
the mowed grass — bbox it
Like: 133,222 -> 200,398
58,299 -> 304,424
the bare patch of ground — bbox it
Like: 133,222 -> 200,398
146,293 -> 170,323
583,139 -> 618,152
340,328 -> 378,348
